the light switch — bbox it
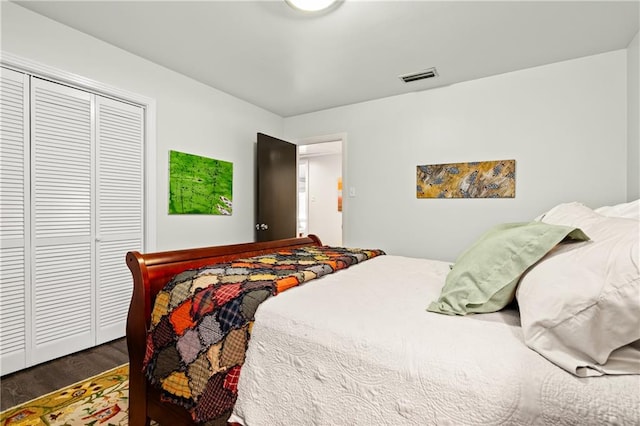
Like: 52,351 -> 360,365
349,187 -> 356,197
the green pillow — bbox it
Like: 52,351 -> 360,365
427,222 -> 589,315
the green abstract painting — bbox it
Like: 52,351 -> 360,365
169,150 -> 233,215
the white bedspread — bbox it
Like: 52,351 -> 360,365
229,255 -> 640,425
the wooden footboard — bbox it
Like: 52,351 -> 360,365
125,235 -> 322,426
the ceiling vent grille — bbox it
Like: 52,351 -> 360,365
399,67 -> 438,83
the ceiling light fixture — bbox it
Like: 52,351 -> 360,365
285,0 -> 339,12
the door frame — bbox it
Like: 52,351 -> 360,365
293,132 -> 347,245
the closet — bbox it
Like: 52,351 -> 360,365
0,67 -> 144,375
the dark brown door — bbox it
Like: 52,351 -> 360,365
256,133 -> 297,242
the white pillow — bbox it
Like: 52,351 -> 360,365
595,199 -> 639,220
517,202 -> 640,377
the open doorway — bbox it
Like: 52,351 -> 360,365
297,139 -> 343,246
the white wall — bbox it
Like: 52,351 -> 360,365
284,51 -> 628,261
628,31 -> 640,201
305,154 -> 343,246
3,3 -> 631,260
1,2 -> 283,251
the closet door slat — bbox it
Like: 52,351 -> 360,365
95,97 -> 144,343
30,77 -> 95,364
0,67 -> 29,375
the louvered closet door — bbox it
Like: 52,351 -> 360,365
0,68 -> 30,374
30,77 -> 95,364
95,96 -> 143,343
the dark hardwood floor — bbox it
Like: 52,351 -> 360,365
1,337 -> 128,411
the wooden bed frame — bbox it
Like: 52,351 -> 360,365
125,235 -> 322,426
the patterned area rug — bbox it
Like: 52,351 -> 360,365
1,364 -> 129,426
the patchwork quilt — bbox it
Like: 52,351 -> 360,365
143,245 -> 385,423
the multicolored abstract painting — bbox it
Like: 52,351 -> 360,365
169,150 -> 233,214
337,177 -> 343,212
417,159 -> 515,198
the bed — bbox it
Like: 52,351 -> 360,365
126,235 -> 325,425
126,202 -> 640,426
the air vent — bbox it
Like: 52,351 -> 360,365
399,67 -> 438,83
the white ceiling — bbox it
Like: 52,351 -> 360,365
13,0 -> 639,117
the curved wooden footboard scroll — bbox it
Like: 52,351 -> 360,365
126,235 -> 322,426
